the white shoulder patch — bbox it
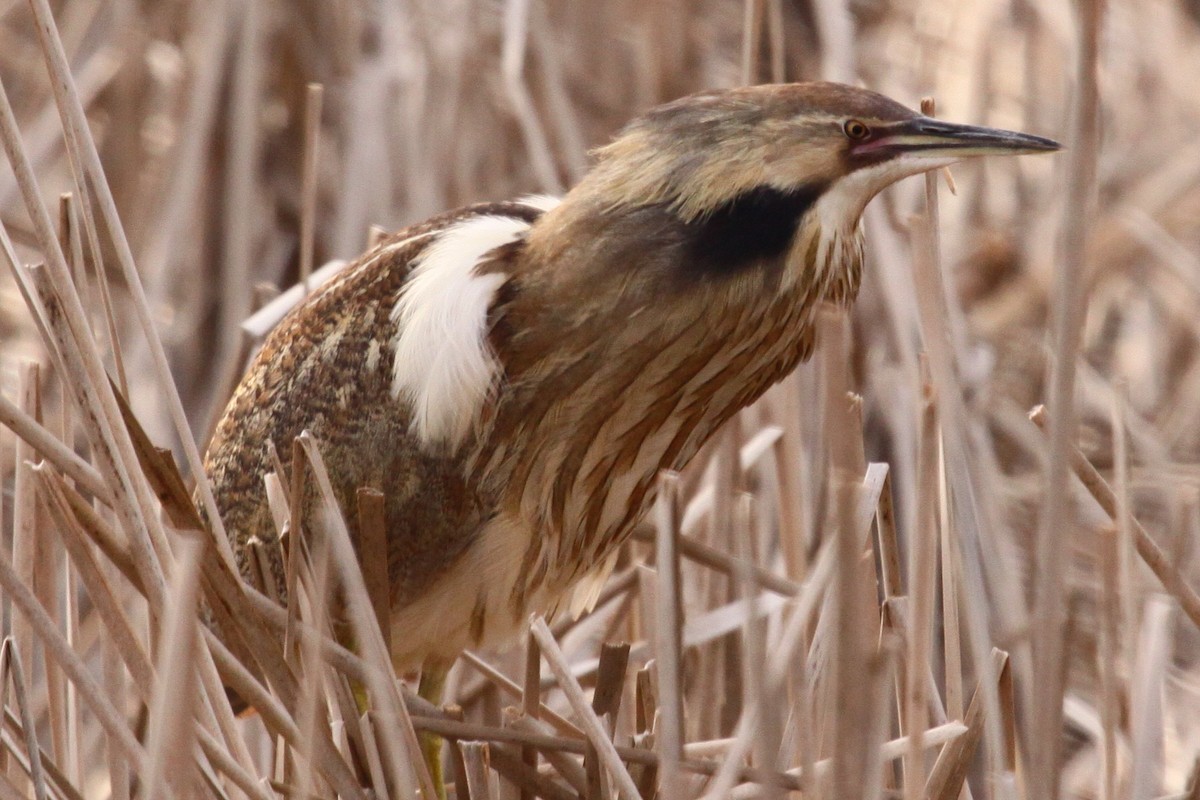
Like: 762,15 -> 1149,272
516,194 -> 562,212
390,214 -> 531,449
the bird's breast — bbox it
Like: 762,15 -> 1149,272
473,271 -> 829,618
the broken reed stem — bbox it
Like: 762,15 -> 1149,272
140,536 -> 204,799
774,376 -> 810,582
736,494 -> 784,800
34,467 -> 155,697
356,487 -> 392,654
1097,525 -> 1120,800
521,632 -> 541,800
1029,0 -> 1102,794
0,540 -> 150,779
206,621 -> 368,800
0,391 -> 109,501
23,278 -> 254,786
24,0 -> 238,575
1111,383 -> 1137,669
699,704 -> 759,800
1029,405 -> 1200,629
23,262 -> 168,609
908,138 -> 1012,785
0,641 -> 49,800
25,182 -> 263,772
61,563 -> 80,790
925,650 -> 1008,800
11,362 -> 39,703
356,713 -> 392,798
723,723 -> 969,799
905,385 -> 939,800
459,651 -> 582,737
718,468 -> 894,798
766,462 -> 887,701
297,432 -> 433,800
38,472 -> 271,800
412,711 -> 821,793
820,307 -> 873,800
507,715 -> 589,794
529,618 -> 643,800
486,740 -> 576,800
919,97 -> 969,377
1127,597 -> 1172,799
57,193 -> 86,322
936,436 -> 964,724
654,471 -> 686,800
55,212 -> 82,771
186,531 -> 368,797
285,437 -> 305,654
48,64 -> 127,400
460,740 -> 496,800
1,705 -> 85,800
633,523 -> 799,597
290,533 -> 333,800
587,642 -> 630,798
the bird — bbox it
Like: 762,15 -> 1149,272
203,81 -> 1057,715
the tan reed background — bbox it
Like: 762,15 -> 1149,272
2,0 -> 1200,798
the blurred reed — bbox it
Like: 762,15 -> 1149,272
2,0 -> 1200,798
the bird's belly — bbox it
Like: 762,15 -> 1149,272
386,510 -> 558,668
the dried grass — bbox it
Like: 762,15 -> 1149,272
3,0 -> 1200,797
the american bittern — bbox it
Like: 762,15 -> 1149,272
204,81 -> 1057,714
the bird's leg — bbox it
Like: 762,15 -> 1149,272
418,660 -> 450,800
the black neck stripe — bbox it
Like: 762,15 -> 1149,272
681,183 -> 828,278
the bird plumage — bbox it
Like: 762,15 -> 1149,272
203,81 -> 1057,672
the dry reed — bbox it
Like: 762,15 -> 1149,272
2,0 -> 1199,798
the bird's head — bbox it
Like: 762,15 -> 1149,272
520,80 -> 1056,311
585,81 -> 1060,227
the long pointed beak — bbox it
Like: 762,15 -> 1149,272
854,116 -> 1061,159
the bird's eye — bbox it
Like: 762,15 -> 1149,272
843,119 -> 870,140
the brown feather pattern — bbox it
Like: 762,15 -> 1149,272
201,82 -> 920,670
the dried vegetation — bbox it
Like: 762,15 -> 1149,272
2,0 -> 1200,798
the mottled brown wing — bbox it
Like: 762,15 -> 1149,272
202,201 -> 545,610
